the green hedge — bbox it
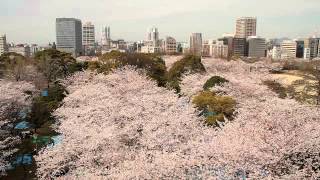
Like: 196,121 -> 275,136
193,91 -> 236,126
203,76 -> 229,90
166,55 -> 206,93
89,51 -> 167,87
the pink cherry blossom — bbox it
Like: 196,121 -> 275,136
35,58 -> 320,179
0,80 -> 34,175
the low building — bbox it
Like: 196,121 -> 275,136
247,36 -> 266,58
111,39 -> 126,50
232,38 -> 246,57
281,40 -> 297,59
202,40 -> 211,57
163,36 -> 177,54
9,44 -> 31,58
272,46 -> 281,59
218,35 -> 233,58
304,48 -> 311,60
211,41 -> 228,59
126,42 -> 136,53
30,44 -> 40,57
141,45 -> 160,54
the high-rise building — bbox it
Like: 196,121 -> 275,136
163,36 -> 177,54
146,27 -> 159,47
190,33 -> 202,56
295,40 -> 304,58
56,18 -> 82,57
232,38 -> 246,57
247,36 -> 266,58
0,34 -> 8,55
101,26 -> 111,47
235,17 -> 257,38
281,40 -> 297,59
304,38 -> 319,59
82,22 -> 95,55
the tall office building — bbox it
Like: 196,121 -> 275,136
101,26 -> 111,47
56,18 -> 82,57
235,17 -> 257,38
0,34 -> 8,55
281,40 -> 297,59
247,36 -> 266,58
295,40 -> 304,58
82,22 -> 95,55
190,33 -> 202,56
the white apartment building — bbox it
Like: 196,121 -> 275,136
163,36 -> 177,54
83,22 -> 95,55
83,22 -> 95,47
272,46 -> 281,59
141,45 -> 160,54
190,33 -> 202,56
235,17 -> 257,38
247,36 -> 266,58
281,40 -> 297,59
304,48 -> 311,60
0,34 -> 8,55
211,41 -> 228,58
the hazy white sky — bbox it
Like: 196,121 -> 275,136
1,0 -> 320,44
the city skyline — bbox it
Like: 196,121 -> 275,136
1,0 -> 320,44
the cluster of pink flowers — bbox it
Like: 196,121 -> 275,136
35,58 -> 320,179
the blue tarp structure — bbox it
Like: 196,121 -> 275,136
201,109 -> 217,117
32,135 -> 52,144
203,111 -> 217,117
11,154 -> 33,166
14,121 -> 31,130
41,90 -> 48,97
47,135 -> 63,148
18,111 -> 27,119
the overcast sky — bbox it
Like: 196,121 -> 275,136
1,0 -> 320,45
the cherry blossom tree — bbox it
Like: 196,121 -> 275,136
0,79 -> 34,176
35,58 -> 320,179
